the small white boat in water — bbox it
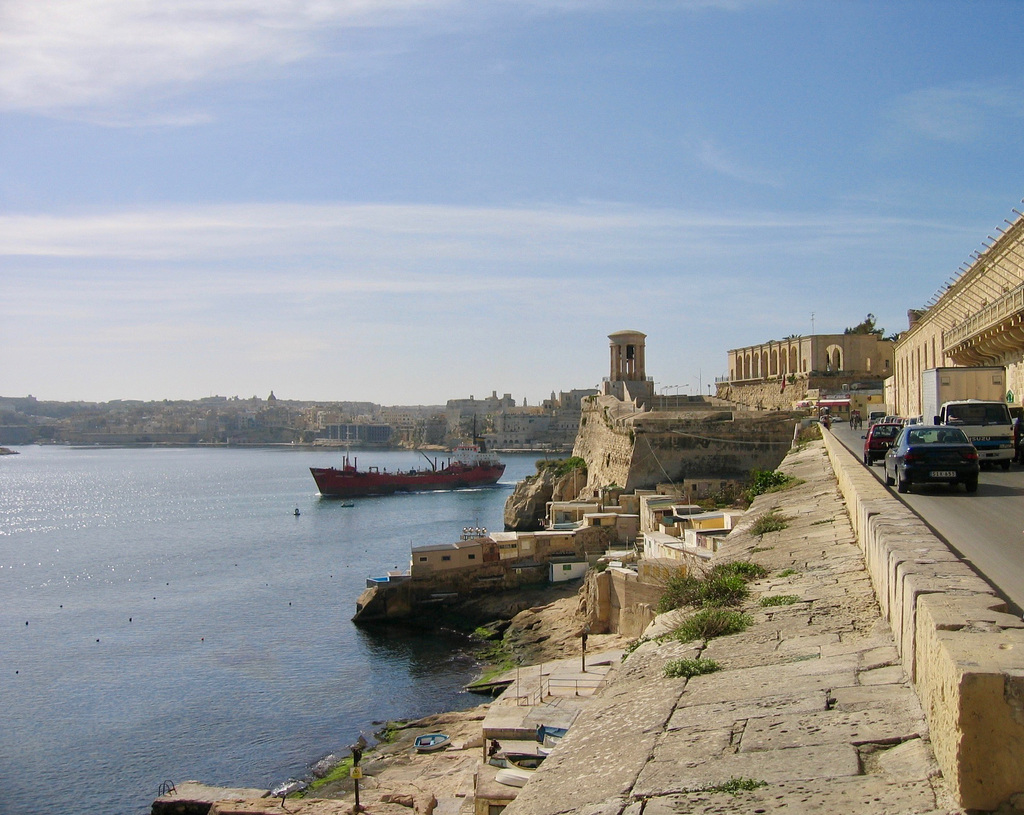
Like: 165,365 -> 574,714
414,733 -> 450,753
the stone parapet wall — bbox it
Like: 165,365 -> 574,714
822,430 -> 1024,810
717,378 -> 809,411
629,413 -> 796,486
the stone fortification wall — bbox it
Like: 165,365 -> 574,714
717,378 -> 809,411
822,430 -> 1024,810
629,411 -> 797,489
573,395 -> 798,496
571,396 -> 636,492
579,566 -> 665,639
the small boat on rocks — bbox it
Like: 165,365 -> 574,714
414,733 -> 451,753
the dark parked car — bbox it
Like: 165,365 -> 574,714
883,425 -> 980,494
863,422 -> 903,465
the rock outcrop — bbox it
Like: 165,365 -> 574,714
503,466 -> 586,531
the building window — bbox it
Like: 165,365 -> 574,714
468,554 -> 476,560
562,564 -> 572,571
442,555 -> 451,561
418,557 -> 427,562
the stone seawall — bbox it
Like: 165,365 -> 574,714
821,430 -> 1024,810
353,565 -> 548,622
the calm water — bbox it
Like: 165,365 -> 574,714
0,446 -> 538,815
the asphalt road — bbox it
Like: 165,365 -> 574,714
829,422 -> 1024,615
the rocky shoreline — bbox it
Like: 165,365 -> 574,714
154,586 -> 633,814
305,590 -> 633,802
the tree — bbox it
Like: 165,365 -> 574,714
844,313 -> 884,336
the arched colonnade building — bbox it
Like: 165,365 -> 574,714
726,334 -> 894,385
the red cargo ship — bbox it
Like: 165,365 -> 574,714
310,443 -> 505,497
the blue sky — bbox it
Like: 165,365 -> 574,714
2,0 -> 1023,405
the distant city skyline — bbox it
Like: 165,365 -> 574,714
2,1 -> 1022,405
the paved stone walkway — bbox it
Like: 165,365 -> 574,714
503,440 -> 964,815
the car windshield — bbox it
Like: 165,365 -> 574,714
944,403 -> 1011,425
907,428 -> 969,445
873,425 -> 900,438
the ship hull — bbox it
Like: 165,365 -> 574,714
310,463 -> 506,497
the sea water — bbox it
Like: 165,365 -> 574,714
0,445 -> 539,815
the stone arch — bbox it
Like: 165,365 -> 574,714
761,351 -> 769,380
789,347 -> 799,375
825,344 -> 843,372
771,348 -> 779,376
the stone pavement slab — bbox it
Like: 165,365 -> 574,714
640,776 -> 944,815
501,442 -> 961,815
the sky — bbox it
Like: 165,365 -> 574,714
2,0 -> 1023,406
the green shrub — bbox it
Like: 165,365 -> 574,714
657,561 -> 768,613
699,572 -> 750,607
714,561 -> 768,580
657,572 -> 703,612
759,595 -> 800,607
664,657 -> 721,678
535,456 -> 587,477
750,509 -> 789,537
745,469 -> 792,500
672,608 -> 751,642
777,568 -> 798,577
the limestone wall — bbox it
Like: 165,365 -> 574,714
573,395 -> 799,496
822,431 -> 1024,810
627,413 -> 795,488
580,565 -> 667,638
572,398 -> 636,492
716,378 -> 809,411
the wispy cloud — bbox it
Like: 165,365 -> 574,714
0,200 -> 943,271
885,80 -> 1024,145
0,0 -> 458,115
693,138 -> 786,188
0,0 -> 770,120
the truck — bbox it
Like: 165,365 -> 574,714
921,367 -> 1014,468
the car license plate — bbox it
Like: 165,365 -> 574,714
930,470 -> 956,478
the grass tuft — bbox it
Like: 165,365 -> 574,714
691,776 -> 768,795
759,595 -> 800,607
664,657 -> 721,678
672,608 -> 751,642
657,561 -> 768,613
750,508 -> 790,537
